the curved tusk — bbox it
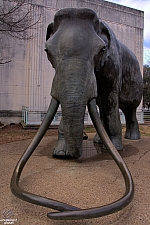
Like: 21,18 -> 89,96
10,97 -> 80,212
47,98 -> 134,220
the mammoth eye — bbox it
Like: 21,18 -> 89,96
44,48 -> 48,53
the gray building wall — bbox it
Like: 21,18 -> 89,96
0,0 -> 144,124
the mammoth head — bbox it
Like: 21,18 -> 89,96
46,8 -> 101,40
45,8 -> 112,72
45,8 -> 106,69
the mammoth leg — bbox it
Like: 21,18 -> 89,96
52,118 -> 69,157
53,118 -> 88,157
93,120 -> 103,145
93,132 -> 103,144
122,108 -> 140,140
93,98 -> 103,144
94,95 -> 123,150
103,109 -> 123,150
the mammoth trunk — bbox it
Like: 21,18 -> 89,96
51,61 -> 97,158
61,100 -> 86,158
60,76 -> 88,159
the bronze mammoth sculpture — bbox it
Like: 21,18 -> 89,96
46,8 -> 142,157
10,8 -> 143,220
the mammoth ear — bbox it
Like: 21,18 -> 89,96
46,23 -> 54,41
96,21 -> 111,68
99,21 -> 111,47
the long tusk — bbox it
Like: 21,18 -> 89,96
10,97 -> 80,212
47,98 -> 134,220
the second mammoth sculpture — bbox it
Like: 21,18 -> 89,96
45,8 -> 143,157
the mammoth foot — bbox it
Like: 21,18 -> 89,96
94,133 -> 123,151
52,139 -> 70,158
110,136 -> 123,151
125,128 -> 140,140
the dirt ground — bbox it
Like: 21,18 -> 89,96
0,123 -> 150,224
0,124 -> 58,144
0,123 -> 150,144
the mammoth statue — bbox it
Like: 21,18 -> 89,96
45,8 -> 143,157
10,8 -> 142,220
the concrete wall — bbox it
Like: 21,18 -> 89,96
0,0 -> 144,124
